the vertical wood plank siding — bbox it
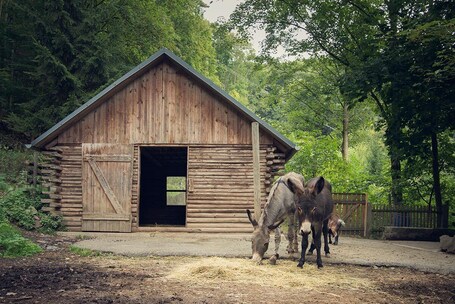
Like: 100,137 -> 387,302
57,62 -> 273,146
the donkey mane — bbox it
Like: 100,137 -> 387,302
260,173 -> 304,228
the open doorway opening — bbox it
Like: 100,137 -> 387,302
139,147 -> 187,226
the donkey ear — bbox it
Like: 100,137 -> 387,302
246,209 -> 258,227
313,176 -> 325,195
268,218 -> 284,231
287,177 -> 304,196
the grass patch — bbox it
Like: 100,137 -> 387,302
69,245 -> 104,257
75,234 -> 94,241
0,222 -> 42,258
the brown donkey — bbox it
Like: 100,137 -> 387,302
328,213 -> 345,245
288,176 -> 334,269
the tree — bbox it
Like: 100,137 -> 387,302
230,1 -> 454,222
389,3 -> 455,226
229,0 -> 407,203
0,0 -> 220,140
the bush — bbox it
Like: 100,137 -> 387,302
0,185 -> 64,233
0,222 -> 43,258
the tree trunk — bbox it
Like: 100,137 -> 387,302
390,152 -> 402,205
341,101 -> 349,161
388,120 -> 403,206
431,132 -> 444,227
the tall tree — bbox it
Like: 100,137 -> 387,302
229,0 -> 406,200
230,0 -> 454,215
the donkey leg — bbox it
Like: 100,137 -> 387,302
308,225 -> 316,255
292,211 -> 299,253
323,219 -> 330,256
314,228 -> 323,268
333,227 -> 341,245
297,233 -> 309,268
329,231 -> 333,244
287,214 -> 295,254
269,227 -> 281,265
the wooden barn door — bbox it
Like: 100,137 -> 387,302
82,144 -> 133,232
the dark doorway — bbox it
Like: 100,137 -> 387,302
139,147 -> 187,226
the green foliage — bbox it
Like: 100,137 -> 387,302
0,222 -> 42,258
0,147 -> 33,184
0,0 -> 220,140
0,187 -> 39,230
38,213 -> 64,234
285,129 -> 390,204
230,0 -> 455,225
0,185 -> 63,233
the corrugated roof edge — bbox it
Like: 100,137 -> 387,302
30,48 -> 297,156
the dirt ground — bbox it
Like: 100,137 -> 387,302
69,231 -> 455,274
0,233 -> 454,304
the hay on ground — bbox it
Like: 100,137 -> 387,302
166,257 -> 372,290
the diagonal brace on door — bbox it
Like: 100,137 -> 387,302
87,159 -> 126,215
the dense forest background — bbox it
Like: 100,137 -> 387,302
0,0 -> 453,226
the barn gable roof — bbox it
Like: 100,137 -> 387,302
30,48 -> 297,158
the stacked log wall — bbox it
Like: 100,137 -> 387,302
38,143 -> 285,232
58,145 -> 83,230
264,146 -> 286,195
39,149 -> 63,215
39,145 -> 83,231
131,146 -> 140,229
182,145 -> 269,233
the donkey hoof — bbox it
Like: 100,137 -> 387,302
325,253 -> 331,258
297,263 -> 304,268
317,264 -> 324,269
269,256 -> 277,265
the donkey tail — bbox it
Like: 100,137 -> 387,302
338,219 -> 346,227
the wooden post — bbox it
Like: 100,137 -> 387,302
251,122 -> 261,222
364,193 -> 372,238
32,151 -> 38,198
32,151 -> 38,188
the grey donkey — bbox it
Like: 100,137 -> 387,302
246,172 -> 305,264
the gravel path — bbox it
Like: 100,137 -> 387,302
63,232 -> 455,274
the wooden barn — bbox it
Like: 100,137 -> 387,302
30,48 -> 297,233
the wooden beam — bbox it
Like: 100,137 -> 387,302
252,122 -> 261,222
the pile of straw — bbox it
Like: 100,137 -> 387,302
166,257 -> 371,290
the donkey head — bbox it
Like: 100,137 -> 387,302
288,177 -> 325,235
246,209 -> 283,264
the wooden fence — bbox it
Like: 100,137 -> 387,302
332,194 -> 446,238
332,193 -> 368,237
370,204 -> 448,237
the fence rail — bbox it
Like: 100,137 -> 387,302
371,205 -> 441,235
332,193 -> 446,238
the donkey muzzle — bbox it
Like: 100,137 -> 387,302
252,253 -> 263,264
300,221 -> 311,235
